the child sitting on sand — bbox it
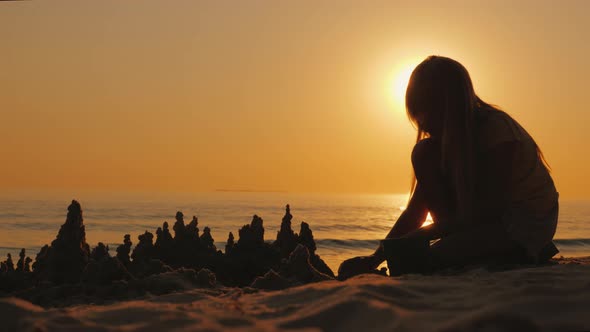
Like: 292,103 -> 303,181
339,56 -> 559,277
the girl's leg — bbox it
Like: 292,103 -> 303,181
381,138 -> 453,275
405,138 -> 522,269
429,223 -> 523,268
381,138 -> 449,240
411,138 -> 455,233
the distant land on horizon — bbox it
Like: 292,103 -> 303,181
214,189 -> 289,193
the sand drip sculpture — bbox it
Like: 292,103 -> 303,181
33,200 -> 91,284
0,200 -> 337,306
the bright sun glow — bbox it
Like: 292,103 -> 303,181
393,66 -> 414,104
423,213 -> 434,227
389,58 -> 421,111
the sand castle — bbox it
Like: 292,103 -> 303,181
0,200 -> 339,306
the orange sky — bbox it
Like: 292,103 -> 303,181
1,1 -> 589,197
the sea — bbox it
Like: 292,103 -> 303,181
1,191 -> 589,272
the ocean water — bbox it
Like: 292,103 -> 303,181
0,191 -> 589,272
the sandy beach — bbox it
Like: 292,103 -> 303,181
4,1 -> 590,331
3,256 -> 589,332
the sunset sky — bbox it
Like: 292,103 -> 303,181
1,1 -> 589,198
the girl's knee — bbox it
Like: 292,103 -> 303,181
411,138 -> 440,175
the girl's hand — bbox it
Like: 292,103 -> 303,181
337,254 -> 383,280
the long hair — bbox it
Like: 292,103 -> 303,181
405,56 -> 550,223
405,56 -> 481,223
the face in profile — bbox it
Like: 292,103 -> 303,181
413,107 -> 444,138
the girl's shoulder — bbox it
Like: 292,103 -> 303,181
476,108 -> 527,149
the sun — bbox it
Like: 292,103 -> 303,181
388,59 -> 421,111
393,66 -> 414,103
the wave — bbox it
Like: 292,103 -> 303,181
314,238 -> 590,250
3,239 -> 589,259
0,213 -> 28,219
554,238 -> 590,247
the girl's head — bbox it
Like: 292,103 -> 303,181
405,56 -> 480,139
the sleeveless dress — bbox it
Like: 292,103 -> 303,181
475,108 -> 559,261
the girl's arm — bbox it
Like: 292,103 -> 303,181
386,184 -> 429,238
371,184 -> 429,264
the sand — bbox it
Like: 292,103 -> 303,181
3,257 -> 590,332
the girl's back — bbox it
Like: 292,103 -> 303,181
475,107 -> 558,258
